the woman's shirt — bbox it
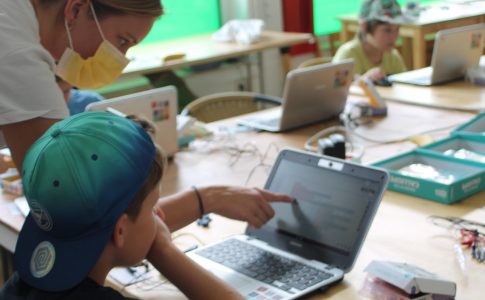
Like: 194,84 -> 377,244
0,0 -> 68,148
333,38 -> 407,76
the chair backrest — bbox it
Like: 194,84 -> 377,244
297,56 -> 333,69
180,91 -> 281,123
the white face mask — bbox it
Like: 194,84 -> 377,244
55,3 -> 129,89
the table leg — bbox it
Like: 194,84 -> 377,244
245,56 -> 253,92
401,37 -> 413,70
257,52 -> 265,94
340,22 -> 350,43
412,28 -> 427,69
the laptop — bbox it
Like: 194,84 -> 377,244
238,60 -> 354,132
389,23 -> 485,86
188,148 -> 389,299
85,86 -> 179,157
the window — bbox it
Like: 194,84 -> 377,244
140,0 -> 221,45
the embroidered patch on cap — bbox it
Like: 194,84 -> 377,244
29,200 -> 53,232
30,241 -> 56,278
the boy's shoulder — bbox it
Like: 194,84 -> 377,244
335,39 -> 363,59
340,39 -> 362,53
0,272 -> 137,300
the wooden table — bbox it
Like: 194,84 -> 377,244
339,1 -> 485,69
350,80 -> 485,112
1,99 -> 483,299
121,31 -> 313,93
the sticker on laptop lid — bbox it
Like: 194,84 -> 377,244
151,100 -> 171,122
471,33 -> 482,49
334,69 -> 350,88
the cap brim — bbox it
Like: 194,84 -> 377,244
15,214 -> 114,292
375,14 -> 414,24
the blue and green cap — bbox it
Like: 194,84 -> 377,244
14,111 -> 156,292
360,0 -> 408,24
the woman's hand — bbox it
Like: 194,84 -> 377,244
201,186 -> 294,228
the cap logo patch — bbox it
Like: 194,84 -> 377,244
30,200 -> 53,231
30,241 -> 56,278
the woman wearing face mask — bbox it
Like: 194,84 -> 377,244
333,0 -> 408,82
0,1 -> 292,298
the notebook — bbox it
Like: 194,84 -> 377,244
188,148 -> 389,300
238,60 -> 354,132
85,86 -> 179,157
389,23 -> 485,86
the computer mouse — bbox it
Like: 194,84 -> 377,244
373,77 -> 393,87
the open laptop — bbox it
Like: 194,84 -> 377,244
389,23 -> 485,86
85,86 -> 179,157
238,60 -> 354,132
188,148 -> 389,299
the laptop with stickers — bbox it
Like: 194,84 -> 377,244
389,23 -> 485,86
188,148 -> 389,300
86,86 -> 178,156
238,60 -> 354,132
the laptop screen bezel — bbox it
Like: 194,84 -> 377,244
246,149 -> 388,273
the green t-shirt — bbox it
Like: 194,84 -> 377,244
333,39 -> 406,76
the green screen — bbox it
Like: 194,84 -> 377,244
140,0 -> 220,44
313,0 -> 440,36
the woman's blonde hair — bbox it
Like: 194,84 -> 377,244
93,0 -> 163,18
41,0 -> 163,17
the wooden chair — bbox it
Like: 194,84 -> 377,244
297,56 -> 333,69
180,91 -> 281,123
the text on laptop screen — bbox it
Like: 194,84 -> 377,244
265,160 -> 381,256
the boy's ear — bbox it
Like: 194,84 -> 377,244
112,214 -> 129,248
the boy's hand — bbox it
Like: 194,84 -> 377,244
202,186 -> 294,229
147,209 -> 173,260
363,67 -> 386,81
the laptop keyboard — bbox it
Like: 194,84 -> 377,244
256,118 -> 280,127
195,238 -> 333,292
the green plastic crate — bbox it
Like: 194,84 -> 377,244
419,134 -> 485,165
373,150 -> 485,204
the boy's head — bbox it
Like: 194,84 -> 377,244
360,0 -> 404,24
14,111 -> 164,292
359,0 -> 406,50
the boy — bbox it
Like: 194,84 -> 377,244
0,112 -> 242,299
333,0 -> 408,82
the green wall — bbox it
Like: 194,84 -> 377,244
313,0 -> 440,36
140,0 -> 220,45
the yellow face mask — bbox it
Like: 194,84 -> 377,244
56,4 -> 129,90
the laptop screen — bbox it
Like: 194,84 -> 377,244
247,149 -> 388,272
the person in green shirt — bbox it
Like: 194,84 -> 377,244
333,0 -> 408,81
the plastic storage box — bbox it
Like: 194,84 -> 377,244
419,134 -> 485,165
453,113 -> 485,136
373,151 -> 485,204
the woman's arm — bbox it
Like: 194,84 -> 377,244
157,186 -> 294,232
1,118 -> 61,172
